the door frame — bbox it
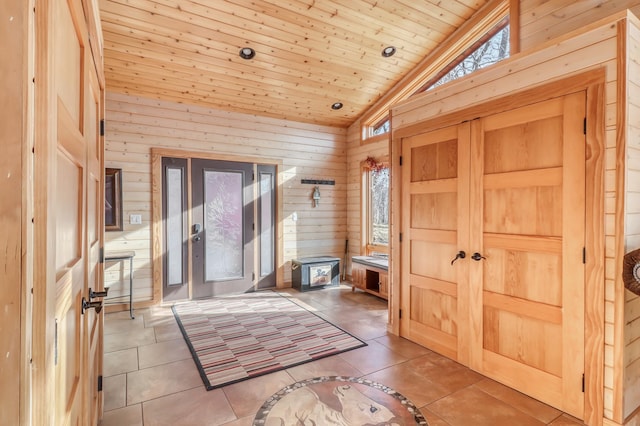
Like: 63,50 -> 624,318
151,148 -> 284,302
390,69 -> 605,423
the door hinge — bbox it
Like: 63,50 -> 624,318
399,309 -> 402,319
583,247 -> 586,264
252,172 -> 255,181
399,233 -> 403,243
252,223 -> 255,231
98,375 -> 103,392
582,373 -> 585,392
99,247 -> 104,263
399,156 -> 403,166
583,117 -> 587,135
54,319 -> 58,366
252,272 -> 255,281
100,119 -> 105,137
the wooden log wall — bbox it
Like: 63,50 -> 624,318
345,123 -> 389,270
623,18 -> 640,420
389,13 -> 640,422
0,1 -> 27,424
519,0 -> 640,52
104,92 -> 347,301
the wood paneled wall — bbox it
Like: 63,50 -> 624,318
0,1 -> 27,424
624,18 -> 640,421
519,0 -> 640,51
345,125 -> 389,267
104,92 -> 347,301
389,12 -> 640,423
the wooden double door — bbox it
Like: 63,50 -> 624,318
400,92 -> 586,417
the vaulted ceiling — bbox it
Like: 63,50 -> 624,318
99,0 -> 490,127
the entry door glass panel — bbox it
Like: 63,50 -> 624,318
166,167 -> 185,285
204,170 -> 244,280
257,164 -> 276,289
192,158 -> 254,298
259,172 -> 273,276
162,157 -> 189,301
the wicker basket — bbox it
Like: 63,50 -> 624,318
623,248 -> 640,295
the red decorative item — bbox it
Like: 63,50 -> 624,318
364,156 -> 386,172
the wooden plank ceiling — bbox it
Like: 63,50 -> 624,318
99,0 -> 489,127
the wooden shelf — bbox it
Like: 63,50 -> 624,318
351,257 -> 388,300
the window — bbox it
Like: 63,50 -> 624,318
105,168 -> 123,231
361,15 -> 511,140
371,119 -> 390,137
425,23 -> 510,91
362,159 -> 389,256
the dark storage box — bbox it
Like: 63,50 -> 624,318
291,256 -> 340,291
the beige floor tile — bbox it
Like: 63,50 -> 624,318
101,288 -> 587,425
548,414 -> 587,425
338,339 -> 408,374
219,416 -> 255,426
365,363 -> 451,407
104,314 -> 145,336
105,327 -> 156,353
402,352 -> 484,394
144,306 -> 178,328
474,378 -> 562,423
154,323 -> 184,342
103,374 -> 126,412
100,404 -> 143,426
104,348 -> 138,377
127,359 -> 203,405
428,386 -> 545,426
138,338 -> 191,370
142,387 -> 237,426
222,370 -> 295,419
374,334 -> 432,359
420,407 -> 452,426
332,317 -> 388,341
286,355 -> 364,381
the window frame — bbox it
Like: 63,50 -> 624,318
360,157 -> 390,256
360,0 -> 514,142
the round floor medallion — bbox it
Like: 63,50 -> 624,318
253,376 -> 428,425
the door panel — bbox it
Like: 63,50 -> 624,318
85,57 -> 104,426
401,92 -> 586,417
401,124 -> 470,362
191,159 -> 254,298
54,0 -> 87,419
51,0 -> 104,423
470,93 -> 585,417
469,92 -> 586,417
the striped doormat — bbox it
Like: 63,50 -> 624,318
172,291 -> 367,390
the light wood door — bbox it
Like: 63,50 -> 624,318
400,123 -> 470,362
85,51 -> 105,425
400,91 -> 586,417
469,93 -> 586,417
49,0 -> 104,423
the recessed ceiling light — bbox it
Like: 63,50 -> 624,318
331,102 -> 343,110
239,47 -> 255,60
382,46 -> 396,57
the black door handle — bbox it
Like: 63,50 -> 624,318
82,297 -> 103,314
451,251 -> 466,265
471,252 -> 486,261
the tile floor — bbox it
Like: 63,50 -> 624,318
99,285 -> 586,426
